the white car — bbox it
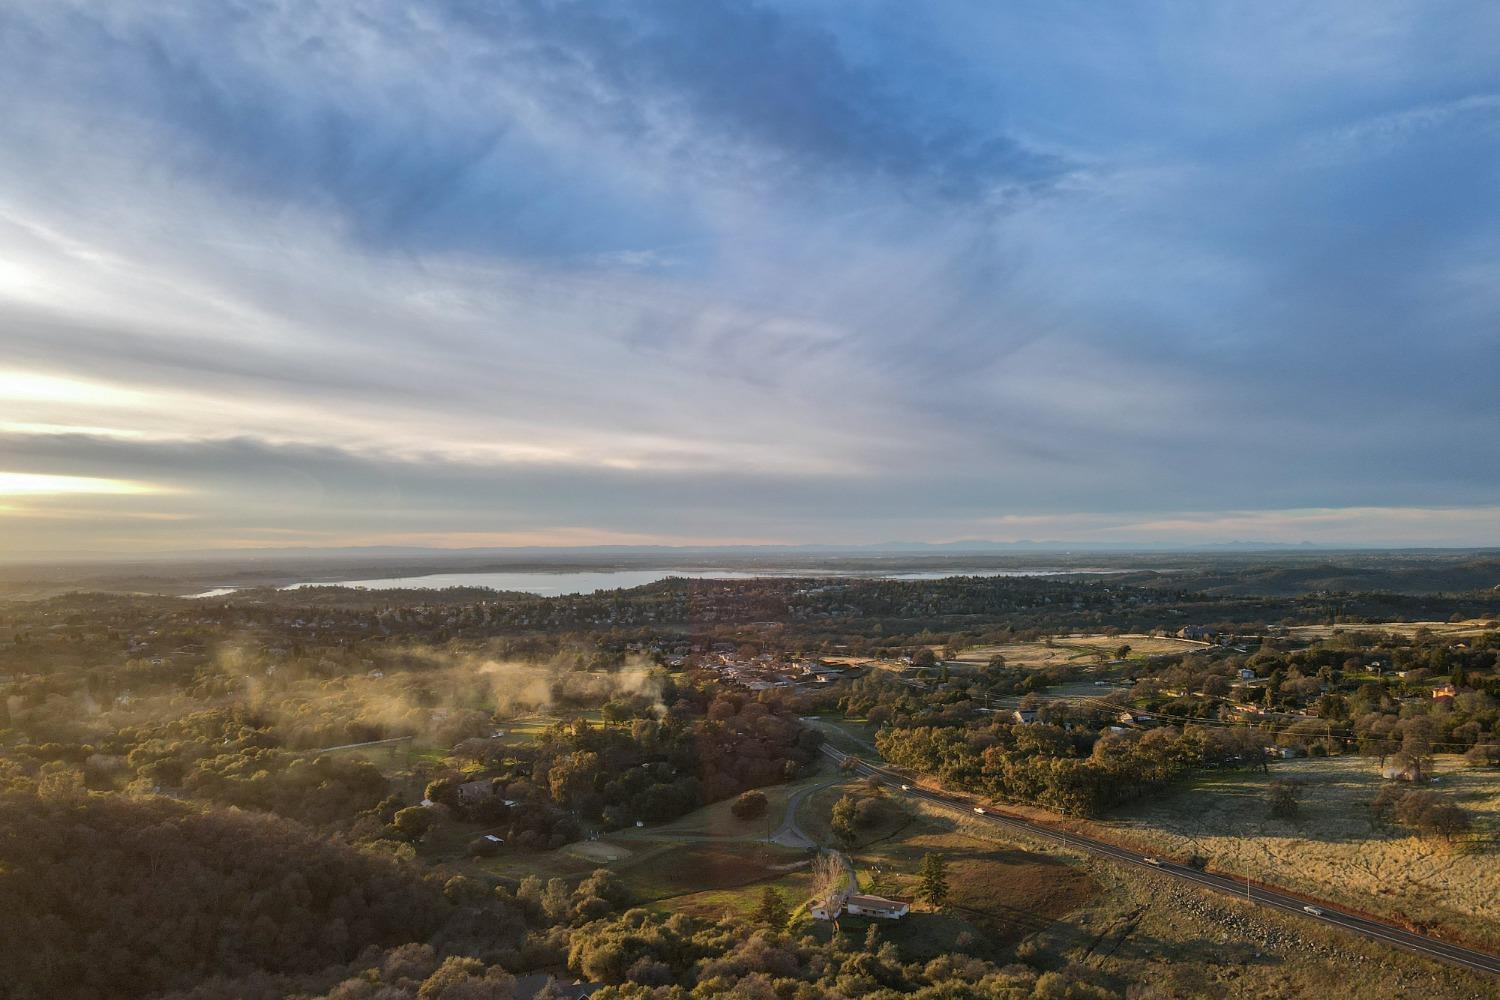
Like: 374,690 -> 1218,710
1303,905 -> 1324,916
1143,857 -> 1161,866
973,806 -> 987,815
900,784 -> 910,791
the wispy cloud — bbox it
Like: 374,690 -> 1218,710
0,1 -> 1497,552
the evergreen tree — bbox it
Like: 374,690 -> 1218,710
754,886 -> 789,930
919,852 -> 949,908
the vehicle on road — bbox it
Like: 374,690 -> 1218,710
1303,905 -> 1325,916
1144,857 -> 1161,865
900,784 -> 909,791
973,806 -> 986,815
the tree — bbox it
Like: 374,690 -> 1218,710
1464,741 -> 1500,768
831,794 -> 859,846
417,956 -> 516,1000
731,789 -> 768,820
468,835 -> 501,857
1398,720 -> 1435,782
754,886 -> 789,930
1115,644 -> 1132,661
1422,800 -> 1472,843
811,852 -> 845,907
393,805 -> 434,842
919,852 -> 949,908
1267,778 -> 1300,819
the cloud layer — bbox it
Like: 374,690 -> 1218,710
1,1 -> 1498,553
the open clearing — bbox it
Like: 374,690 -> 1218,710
1283,619 -> 1500,641
1089,755 -> 1500,950
951,633 -> 1204,670
853,824 -> 1100,949
612,771 -> 830,843
879,780 -> 1500,996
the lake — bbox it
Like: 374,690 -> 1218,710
286,567 -> 1111,596
186,566 -> 1110,599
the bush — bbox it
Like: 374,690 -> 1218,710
468,835 -> 502,857
731,789 -> 769,820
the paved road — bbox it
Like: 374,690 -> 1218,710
819,744 -> 1500,979
772,775 -> 839,848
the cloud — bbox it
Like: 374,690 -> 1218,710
0,1 -> 1497,552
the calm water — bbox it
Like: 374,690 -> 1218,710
284,567 -> 1108,596
190,566 -> 1109,599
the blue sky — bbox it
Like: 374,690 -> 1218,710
1,1 -> 1498,554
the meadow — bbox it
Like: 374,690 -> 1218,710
1089,755 -> 1500,950
950,632 -> 1203,670
1283,618 -> 1500,641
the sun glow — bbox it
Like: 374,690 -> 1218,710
0,472 -> 164,497
0,370 -> 141,406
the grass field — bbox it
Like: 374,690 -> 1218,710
885,783 -> 1500,997
1088,755 -> 1500,950
951,633 -> 1203,671
490,710 -> 608,746
1283,619 -> 1499,641
851,823 -> 1100,950
612,772 -> 830,843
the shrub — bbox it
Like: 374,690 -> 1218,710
731,789 -> 769,820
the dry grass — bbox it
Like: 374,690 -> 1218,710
1036,859 -> 1500,1000
952,632 -> 1202,670
499,766 -> 1500,994
855,825 -> 1099,944
653,868 -> 816,921
1284,619 -> 1500,641
612,843 -> 811,901
892,782 -> 1500,996
1090,756 -> 1500,949
612,772 -> 828,842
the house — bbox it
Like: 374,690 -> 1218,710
1012,708 -> 1038,725
456,780 -> 497,806
512,973 -> 599,999
845,894 -> 910,920
810,888 -> 849,921
1178,625 -> 1214,641
1432,684 -> 1457,701
1238,668 -> 1256,681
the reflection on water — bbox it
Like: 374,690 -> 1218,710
191,566 -> 1114,599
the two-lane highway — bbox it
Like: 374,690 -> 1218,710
819,744 -> 1500,979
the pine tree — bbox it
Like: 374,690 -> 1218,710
755,886 -> 789,930
919,852 -> 949,908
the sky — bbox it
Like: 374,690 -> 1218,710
1,0 -> 1499,556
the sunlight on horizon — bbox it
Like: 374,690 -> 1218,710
0,471 -> 165,497
0,370 -> 141,406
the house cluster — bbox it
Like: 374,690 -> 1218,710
705,652 -> 853,692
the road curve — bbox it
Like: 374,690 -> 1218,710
773,776 -> 839,848
819,744 -> 1500,979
